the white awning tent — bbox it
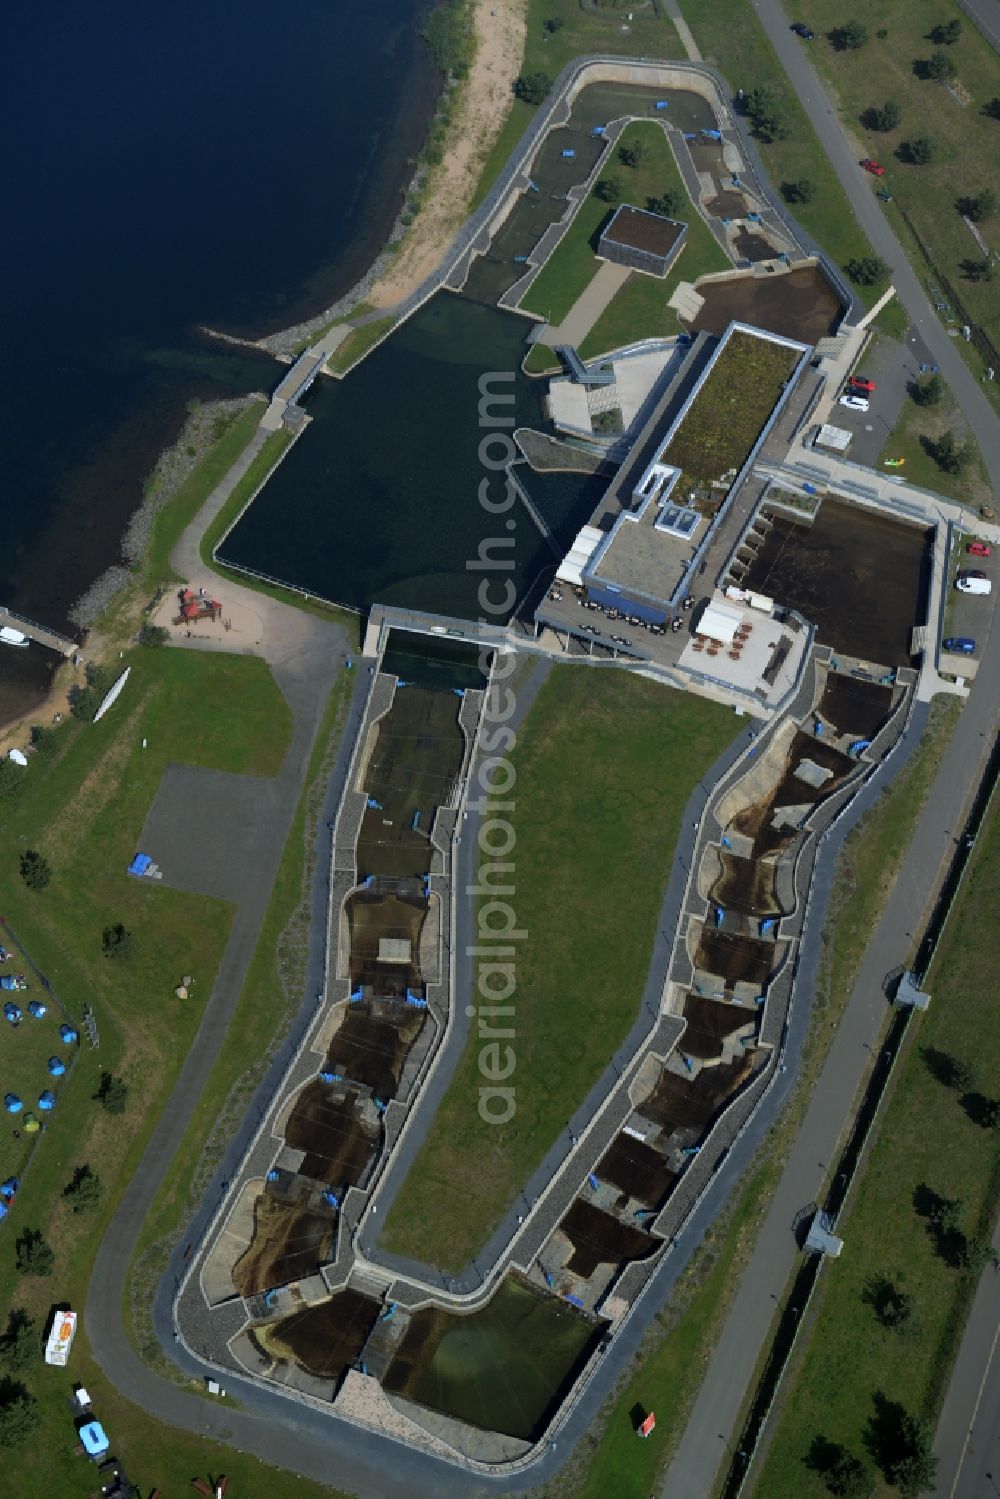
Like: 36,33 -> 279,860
698,600 -> 744,644
556,525 -> 605,587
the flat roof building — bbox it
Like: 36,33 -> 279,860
598,204 -> 687,279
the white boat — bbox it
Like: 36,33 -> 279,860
0,627 -> 28,648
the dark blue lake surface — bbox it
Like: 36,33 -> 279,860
219,293 -> 604,620
0,0 -> 439,657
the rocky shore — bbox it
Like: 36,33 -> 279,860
68,393 -> 266,628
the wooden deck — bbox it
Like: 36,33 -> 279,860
0,606 -> 76,656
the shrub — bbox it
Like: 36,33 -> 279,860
929,430 -> 966,474
595,176 -> 622,204
647,190 -> 683,216
847,254 -> 891,286
783,177 -> 816,204
869,100 -> 902,132
0,1313 -> 36,1373
137,622 -> 169,648
925,50 -> 956,80
960,189 -> 997,222
96,1071 -> 129,1115
985,98 -> 1000,120
0,761 -> 23,802
931,18 -> 961,44
63,1166 -> 102,1215
907,136 -> 936,164
14,1230 -> 54,1277
912,372 -> 943,406
102,921 -> 135,961
745,84 -> 791,141
28,725 -> 56,754
514,71 -> 551,105
619,139 -> 648,168
18,849 -> 51,892
835,20 -> 869,50
0,1387 -> 40,1448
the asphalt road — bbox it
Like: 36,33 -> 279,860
661,4 -> 1000,1493
933,1220 -> 1000,1496
960,0 -> 1000,54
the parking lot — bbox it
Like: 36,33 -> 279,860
825,328 -> 935,468
942,529 -> 994,664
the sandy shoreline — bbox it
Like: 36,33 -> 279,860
250,0 -> 528,354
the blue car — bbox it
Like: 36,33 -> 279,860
942,637 -> 976,655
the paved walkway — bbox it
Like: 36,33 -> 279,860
543,260 -> 630,348
932,1215 -> 1000,1495
662,0 -> 702,60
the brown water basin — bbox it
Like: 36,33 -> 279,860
682,992 -> 757,1059
559,1199 -> 659,1279
598,1133 -> 678,1208
692,265 -> 843,344
347,891 -> 428,996
233,1196 -> 333,1297
640,1053 -> 757,1136
710,850 -> 781,916
264,1288 -> 381,1382
285,1084 -> 378,1188
818,673 -> 895,740
695,930 -> 776,989
325,1001 -> 427,1102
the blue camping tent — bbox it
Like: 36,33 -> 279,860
1,977 -> 23,992
47,1057 -> 66,1077
27,1000 -> 47,1019
4,1095 -> 22,1114
1,1178 -> 19,1197
0,1202 -> 6,1220
3,1003 -> 22,1023
79,1420 -> 109,1458
37,1090 -> 56,1111
59,1025 -> 78,1044
128,853 -> 152,877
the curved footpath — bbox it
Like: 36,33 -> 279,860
86,41 -> 1000,1499
661,3 -> 1000,1493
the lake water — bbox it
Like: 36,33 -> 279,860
219,293 -> 606,619
0,0 -> 439,713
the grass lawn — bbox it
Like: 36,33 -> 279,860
0,648 -> 344,1496
521,121 -> 691,325
202,428 -> 295,564
0,926 -> 72,1181
753,769 -> 1000,1497
579,182 -> 729,357
325,316 -> 398,376
523,340 -> 560,375
128,669 -> 355,1359
470,0 -> 680,211
681,0 -> 879,301
877,377 -> 992,510
380,667 -> 739,1271
788,0 -> 1000,358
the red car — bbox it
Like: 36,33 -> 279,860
968,541 -> 992,557
861,158 -> 886,177
848,375 -> 877,393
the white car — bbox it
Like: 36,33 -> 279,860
839,394 -> 869,412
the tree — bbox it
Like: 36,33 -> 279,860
869,100 -> 902,132
0,1388 -> 40,1448
783,177 -> 816,204
647,189 -> 683,217
514,71 -> 551,105
888,1413 -> 938,1497
96,1071 -> 129,1115
985,97 -> 1000,120
0,1313 -> 36,1373
63,1166 -> 102,1215
102,921 -> 135,961
835,20 -> 870,50
907,135 -> 936,164
961,188 -> 997,222
956,1235 -> 994,1275
619,139 -> 648,168
847,254 -> 890,286
18,849 -> 51,892
863,1274 -> 915,1331
926,50 -> 957,80
931,18 -> 962,44
137,622 -> 169,648
826,1449 -> 872,1498
595,176 -> 622,204
929,430 -> 966,474
543,16 -> 564,34
912,372 -> 944,406
928,1194 -> 964,1236
963,257 -> 995,282
745,84 -> 791,141
14,1230 -> 54,1278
